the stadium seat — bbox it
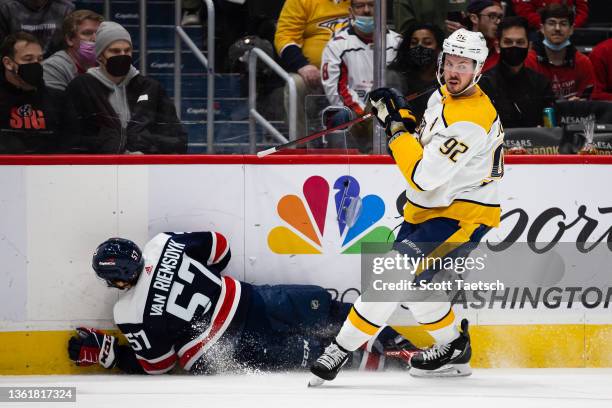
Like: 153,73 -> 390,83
560,124 -> 612,154
555,100 -> 612,126
584,0 -> 612,27
505,127 -> 563,155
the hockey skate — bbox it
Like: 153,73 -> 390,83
409,319 -> 472,378
309,341 -> 349,385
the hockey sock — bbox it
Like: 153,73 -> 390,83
405,301 -> 459,344
421,308 -> 459,344
335,298 -> 398,351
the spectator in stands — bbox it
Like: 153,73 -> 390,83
480,16 -> 554,127
0,0 -> 74,58
466,0 -> 504,72
42,10 -> 103,91
387,23 -> 445,121
321,0 -> 401,152
393,0 -> 468,35
524,4 -> 595,100
512,0 -> 588,30
0,32 -> 67,153
65,22 -> 186,154
589,39 -> 612,101
322,1 -> 401,117
275,0 -> 350,137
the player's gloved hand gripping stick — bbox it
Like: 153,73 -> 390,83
256,86 -> 433,158
368,87 -> 418,143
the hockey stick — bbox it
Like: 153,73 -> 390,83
256,85 -> 438,158
257,113 -> 373,158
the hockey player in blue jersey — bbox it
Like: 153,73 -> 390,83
68,231 -> 413,374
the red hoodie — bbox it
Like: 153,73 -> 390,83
589,39 -> 612,101
524,42 -> 595,99
512,0 -> 589,28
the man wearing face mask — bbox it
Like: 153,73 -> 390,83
0,32 -> 68,153
0,0 -> 74,58
387,23 -> 445,121
65,22 -> 186,154
524,4 -> 594,100
42,10 -> 103,91
320,0 -> 401,152
321,0 -> 401,117
480,16 -> 554,128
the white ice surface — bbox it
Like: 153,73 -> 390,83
2,369 -> 612,408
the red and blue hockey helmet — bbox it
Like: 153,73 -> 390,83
92,238 -> 144,288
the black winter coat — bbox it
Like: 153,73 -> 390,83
480,62 -> 555,129
0,75 -> 68,154
0,0 -> 74,58
65,73 -> 187,154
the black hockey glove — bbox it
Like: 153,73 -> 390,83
68,327 -> 118,368
368,87 -> 417,142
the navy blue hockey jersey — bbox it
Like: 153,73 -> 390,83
113,232 -> 251,374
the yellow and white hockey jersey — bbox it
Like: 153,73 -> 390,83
389,85 -> 504,228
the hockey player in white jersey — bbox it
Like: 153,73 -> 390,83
311,29 -> 504,382
68,232 -> 415,374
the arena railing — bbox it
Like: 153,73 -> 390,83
139,0 -> 147,75
248,48 -> 297,154
103,0 -> 110,20
126,0 -> 215,153
172,0 -> 216,154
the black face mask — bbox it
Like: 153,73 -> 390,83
408,45 -> 436,67
105,55 -> 132,77
500,46 -> 528,67
15,62 -> 44,88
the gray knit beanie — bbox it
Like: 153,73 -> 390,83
95,21 -> 132,58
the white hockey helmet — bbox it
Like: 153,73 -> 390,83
437,28 -> 489,95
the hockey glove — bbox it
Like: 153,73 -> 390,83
368,87 -> 417,142
68,327 -> 118,368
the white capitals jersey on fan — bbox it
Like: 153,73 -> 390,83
321,25 -> 401,112
389,85 -> 504,228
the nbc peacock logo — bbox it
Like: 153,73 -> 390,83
268,175 -> 395,254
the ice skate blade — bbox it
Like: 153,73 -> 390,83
409,363 -> 472,378
308,376 -> 326,387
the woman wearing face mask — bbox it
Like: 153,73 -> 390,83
386,23 -> 445,121
43,10 -> 103,91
